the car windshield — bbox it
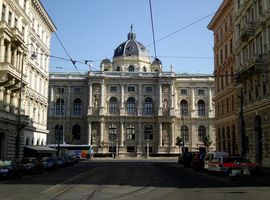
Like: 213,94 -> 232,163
0,160 -> 12,167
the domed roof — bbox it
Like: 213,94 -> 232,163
113,27 -> 149,58
101,58 -> 111,64
151,58 -> 162,66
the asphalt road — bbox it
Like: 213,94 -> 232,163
1,159 -> 270,200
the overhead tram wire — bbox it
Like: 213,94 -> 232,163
149,0 -> 157,58
54,32 -> 80,73
146,12 -> 216,47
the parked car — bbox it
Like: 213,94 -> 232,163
191,152 -> 206,170
56,157 -> 66,168
0,160 -> 23,179
204,151 -> 229,170
178,152 -> 198,167
42,157 -> 58,170
208,156 -> 261,174
21,158 -> 44,175
63,156 -> 74,167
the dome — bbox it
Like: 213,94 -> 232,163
101,58 -> 111,64
151,58 -> 162,66
113,30 -> 149,58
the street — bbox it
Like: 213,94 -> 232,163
0,159 -> 270,200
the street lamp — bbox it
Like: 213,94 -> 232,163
16,48 -> 37,159
181,113 -> 185,153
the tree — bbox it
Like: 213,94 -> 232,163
175,136 -> 183,153
203,135 -> 212,152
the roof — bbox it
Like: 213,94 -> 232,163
24,145 -> 57,153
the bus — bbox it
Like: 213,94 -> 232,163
48,144 -> 92,160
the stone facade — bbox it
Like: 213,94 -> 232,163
0,0 -> 56,159
208,0 -> 239,156
48,31 -> 215,157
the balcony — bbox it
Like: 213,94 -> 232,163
240,22 -> 254,42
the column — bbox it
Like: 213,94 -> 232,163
191,87 -> 195,111
138,84 -> 142,116
159,123 -> 163,147
10,93 -> 16,114
89,83 -> 92,107
50,86 -> 54,102
158,83 -> 163,115
137,120 -> 142,154
0,87 -> 4,109
88,123 -> 92,145
170,83 -> 175,116
209,88 -> 213,111
7,42 -> 11,63
171,120 -> 175,147
4,90 -> 11,112
120,84 -> 125,114
13,48 -> 17,68
0,38 -> 5,62
100,82 -> 105,114
100,120 -> 104,144
120,121 -> 124,146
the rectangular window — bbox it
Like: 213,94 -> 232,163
198,89 -> 204,95
128,86 -> 135,92
74,87 -> 81,95
8,11 -> 12,26
57,87 -> 64,94
181,89 -> 187,95
145,86 -> 152,93
110,86 -> 117,92
14,17 -> 18,27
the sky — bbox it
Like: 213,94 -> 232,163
40,0 -> 223,74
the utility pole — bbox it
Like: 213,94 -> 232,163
239,87 -> 245,156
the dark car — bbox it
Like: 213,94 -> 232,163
42,157 -> 58,170
63,156 -> 74,167
56,157 -> 66,168
178,152 -> 198,167
0,160 -> 23,179
21,158 -> 44,175
191,152 -> 206,170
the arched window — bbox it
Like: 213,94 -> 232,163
109,124 -> 118,140
41,139 -> 44,146
181,125 -> 189,142
73,99 -> 82,115
36,139 -> 40,146
144,124 -> 153,140
109,97 -> 118,114
143,67 -> 147,72
54,124 -> 63,144
128,65 -> 135,72
25,137 -> 30,145
127,97 -> 135,114
198,100 -> 205,116
198,126 -> 206,142
72,124 -> 81,140
55,98 -> 64,115
117,66 -> 121,71
126,124 -> 135,140
180,100 -> 188,116
144,97 -> 153,115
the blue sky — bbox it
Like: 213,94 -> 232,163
41,0 -> 223,74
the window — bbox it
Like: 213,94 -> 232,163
198,126 -> 206,142
198,100 -> 205,116
126,125 -> 135,140
109,124 -> 118,140
181,89 -> 187,95
181,126 -> 189,142
127,146 -> 134,152
128,86 -> 135,92
73,99 -> 82,115
116,66 -> 121,71
144,124 -> 153,140
180,100 -> 188,116
8,11 -> 12,26
128,65 -> 135,71
144,97 -> 153,115
198,89 -> 204,95
127,97 -> 135,114
143,67 -> 147,72
109,97 -> 118,114
72,125 -> 81,140
145,87 -> 152,93
74,87 -> 81,95
55,98 -> 64,115
110,86 -> 117,92
57,87 -> 64,94
1,4 -> 6,21
14,17 -> 18,27
55,125 -> 63,144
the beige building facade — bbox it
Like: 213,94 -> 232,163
48,31 -> 215,157
208,0 -> 238,156
0,0 -> 56,159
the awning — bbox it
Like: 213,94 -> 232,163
24,145 -> 57,153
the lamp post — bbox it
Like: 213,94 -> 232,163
181,114 -> 185,153
16,48 -> 37,159
146,139 -> 149,159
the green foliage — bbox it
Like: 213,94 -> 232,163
203,136 -> 212,148
175,136 -> 183,147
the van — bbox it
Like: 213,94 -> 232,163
204,151 -> 229,170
